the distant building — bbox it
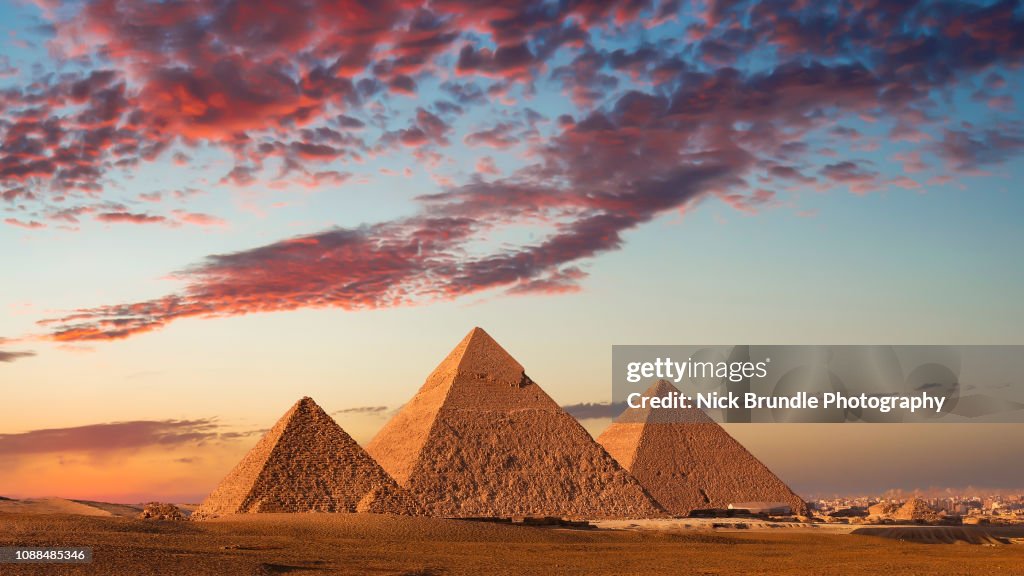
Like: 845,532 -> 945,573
727,502 -> 792,515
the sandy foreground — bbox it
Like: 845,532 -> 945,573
1,509 -> 1024,576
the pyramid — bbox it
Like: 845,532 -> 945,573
868,502 -> 900,517
893,498 -> 942,522
597,380 -> 807,516
365,327 -> 664,519
192,397 -> 419,519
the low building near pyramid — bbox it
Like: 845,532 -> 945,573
192,397 -> 419,519
366,327 -> 664,519
597,379 -> 808,516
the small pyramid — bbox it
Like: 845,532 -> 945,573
867,502 -> 900,517
366,327 -> 664,518
192,397 -> 419,519
597,380 -> 807,516
893,498 -> 941,522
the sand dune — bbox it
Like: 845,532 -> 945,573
0,497 -> 115,517
69,500 -> 146,518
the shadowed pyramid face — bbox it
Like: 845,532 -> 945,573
598,379 -> 807,516
366,327 -> 665,519
193,396 -> 418,519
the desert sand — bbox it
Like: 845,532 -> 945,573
2,511 -> 1023,575
851,526 -> 1024,546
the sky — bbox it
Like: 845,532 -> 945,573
1,0 -> 1023,503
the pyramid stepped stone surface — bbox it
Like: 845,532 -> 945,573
597,379 -> 807,516
868,502 -> 900,516
193,397 -> 419,519
893,498 -> 942,522
366,327 -> 664,519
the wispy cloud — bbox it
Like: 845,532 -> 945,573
562,401 -> 627,421
0,338 -> 35,363
0,350 -> 35,363
333,406 -> 389,415
0,420 -> 259,456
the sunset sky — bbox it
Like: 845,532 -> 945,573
2,0 -> 1023,503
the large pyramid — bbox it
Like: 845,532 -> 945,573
192,397 -> 419,519
597,380 -> 807,516
365,327 -> 664,519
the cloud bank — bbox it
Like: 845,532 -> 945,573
0,0 -> 1016,341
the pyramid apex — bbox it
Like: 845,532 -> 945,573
460,327 -> 523,372
295,396 -> 320,410
612,379 -> 713,425
646,379 -> 680,396
461,326 -> 497,348
284,397 -> 332,424
423,327 -> 526,387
